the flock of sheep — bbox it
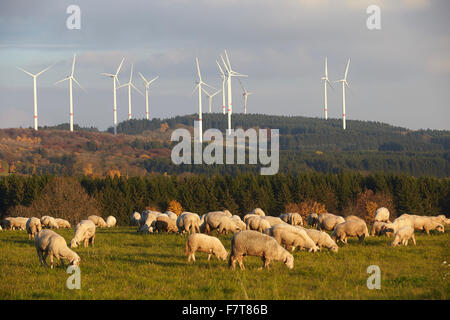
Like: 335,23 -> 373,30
1,207 -> 448,270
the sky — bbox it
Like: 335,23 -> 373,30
0,0 -> 449,131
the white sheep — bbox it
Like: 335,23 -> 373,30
246,216 -> 272,233
176,212 -> 201,234
185,233 -> 228,262
331,220 -> 369,244
71,220 -> 96,248
154,215 -> 178,233
229,230 -> 294,270
203,211 -> 241,234
374,207 -> 390,222
345,215 -> 365,223
35,229 -> 81,268
106,216 -> 117,228
371,221 -> 391,236
40,216 -> 59,229
411,215 -> 445,235
6,217 -> 28,230
381,215 -> 415,234
391,226 -> 416,246
307,213 -> 319,228
88,215 -> 107,228
300,227 -> 338,252
279,212 -> 303,226
250,208 -> 266,216
55,218 -> 71,229
131,212 -> 141,225
26,217 -> 42,240
138,213 -> 159,233
243,213 -> 258,224
260,215 -> 286,227
267,224 -> 318,253
164,211 -> 178,221
231,215 -> 246,231
431,215 -> 450,226
317,213 -> 345,231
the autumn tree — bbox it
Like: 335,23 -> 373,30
167,200 -> 183,216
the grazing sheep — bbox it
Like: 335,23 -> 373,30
243,214 -> 258,224
88,215 -> 107,228
267,224 -> 318,252
280,213 -> 303,226
411,215 -> 445,235
154,215 -> 178,233
131,212 -> 141,225
185,233 -> 228,262
229,230 -> 294,270
71,220 -> 96,248
391,226 -> 416,246
317,213 -> 345,231
138,213 -> 159,233
430,215 -> 450,226
6,217 -> 28,230
106,216 -> 117,228
26,217 -> 42,240
164,211 -> 178,221
246,216 -> 272,233
371,221 -> 391,236
35,229 -> 81,268
381,216 -> 415,235
300,228 -> 338,252
55,218 -> 71,229
177,212 -> 201,234
203,211 -> 241,234
374,207 -> 390,222
345,215 -> 365,223
231,215 -> 246,231
307,213 -> 319,228
250,208 -> 266,216
260,216 -> 286,227
222,210 -> 233,217
331,220 -> 369,244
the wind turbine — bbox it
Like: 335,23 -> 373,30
193,57 -> 215,143
102,58 -> 124,135
221,49 -> 247,134
202,87 -> 221,113
138,73 -> 159,120
238,79 -> 253,115
55,54 -> 85,132
335,59 -> 350,130
17,64 -> 53,130
321,57 -> 333,120
216,61 -> 227,115
118,64 -> 143,120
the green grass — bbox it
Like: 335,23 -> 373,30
0,226 -> 448,299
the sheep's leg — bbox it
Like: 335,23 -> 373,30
84,238 -> 88,248
207,253 -> 211,261
36,248 -> 44,266
425,228 -> 430,235
91,235 -> 95,247
49,254 -> 54,269
263,256 -> 271,269
42,251 -> 49,267
412,235 -> 416,246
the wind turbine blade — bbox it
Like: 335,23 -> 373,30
17,67 -> 34,77
116,58 -> 125,75
139,72 -> 149,85
327,79 -> 334,90
115,76 -> 121,87
71,54 -> 76,76
344,59 -> 350,80
195,57 -> 202,81
325,57 -> 328,79
192,83 -> 199,94
131,82 -> 143,95
148,76 -> 159,85
202,82 -> 217,91
216,61 -> 224,76
102,73 -> 115,77
224,49 -> 231,70
212,89 -> 222,97
54,77 -> 70,85
72,77 -> 86,92
238,78 -> 245,91
129,64 -> 134,82
220,55 -> 230,73
36,64 -> 53,77
201,86 -> 211,96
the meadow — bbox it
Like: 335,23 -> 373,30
0,226 -> 448,300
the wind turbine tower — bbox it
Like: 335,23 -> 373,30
138,73 -> 159,120
119,64 -> 143,120
321,57 -> 333,120
102,58 -> 124,135
335,59 -> 350,130
238,79 -> 253,115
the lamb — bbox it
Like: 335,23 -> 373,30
5,217 -> 28,230
371,221 -> 391,236
177,212 -> 201,234
55,218 -> 71,229
331,220 -> 369,244
70,219 -> 96,248
203,211 -> 241,234
131,212 -> 141,225
391,226 -> 416,246
267,224 -> 318,252
374,207 -> 390,222
88,215 -> 107,228
35,229 -> 81,268
246,216 -> 272,233
229,230 -> 294,270
317,213 -> 345,231
26,217 -> 42,240
279,213 -> 303,226
260,215 -> 286,227
185,233 -> 228,262
106,216 -> 117,228
154,215 -> 178,233
250,208 -> 266,216
307,213 -> 319,228
411,215 -> 444,235
300,227 -> 338,252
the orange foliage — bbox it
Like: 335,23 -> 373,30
167,200 -> 183,216
285,200 -> 327,220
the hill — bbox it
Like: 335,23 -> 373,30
0,114 -> 448,177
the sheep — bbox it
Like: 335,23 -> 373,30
267,224 -> 318,253
55,218 -> 71,229
154,215 -> 178,233
185,233 -> 228,262
229,230 -> 294,270
260,215 -> 286,227
300,227 -> 338,252
410,215 -> 444,235
222,209 -> 233,217
246,216 -> 272,233
203,211 -> 241,234
371,221 -> 391,236
35,229 -> 80,268
177,212 -> 201,234
164,211 -> 178,221
41,216 -> 59,229
88,215 -> 107,228
243,214 -> 258,224
307,213 -> 319,228
106,216 -> 117,228
279,212 -> 303,226
391,226 -> 416,246
430,214 -> 450,226
250,208 -> 266,216
231,215 -> 246,231
374,207 -> 390,222
138,213 -> 159,233
26,217 -> 42,240
6,217 -> 28,230
131,212 -> 141,225
331,220 -> 369,244
70,220 -> 96,248
345,215 -> 366,223
381,216 -> 415,235
317,213 -> 345,231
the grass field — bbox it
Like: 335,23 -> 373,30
0,226 -> 448,300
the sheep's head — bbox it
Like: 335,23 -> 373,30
218,250 -> 229,261
70,239 -> 79,248
70,256 -> 81,266
436,224 -> 444,233
330,244 -> 339,253
284,254 -> 294,269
